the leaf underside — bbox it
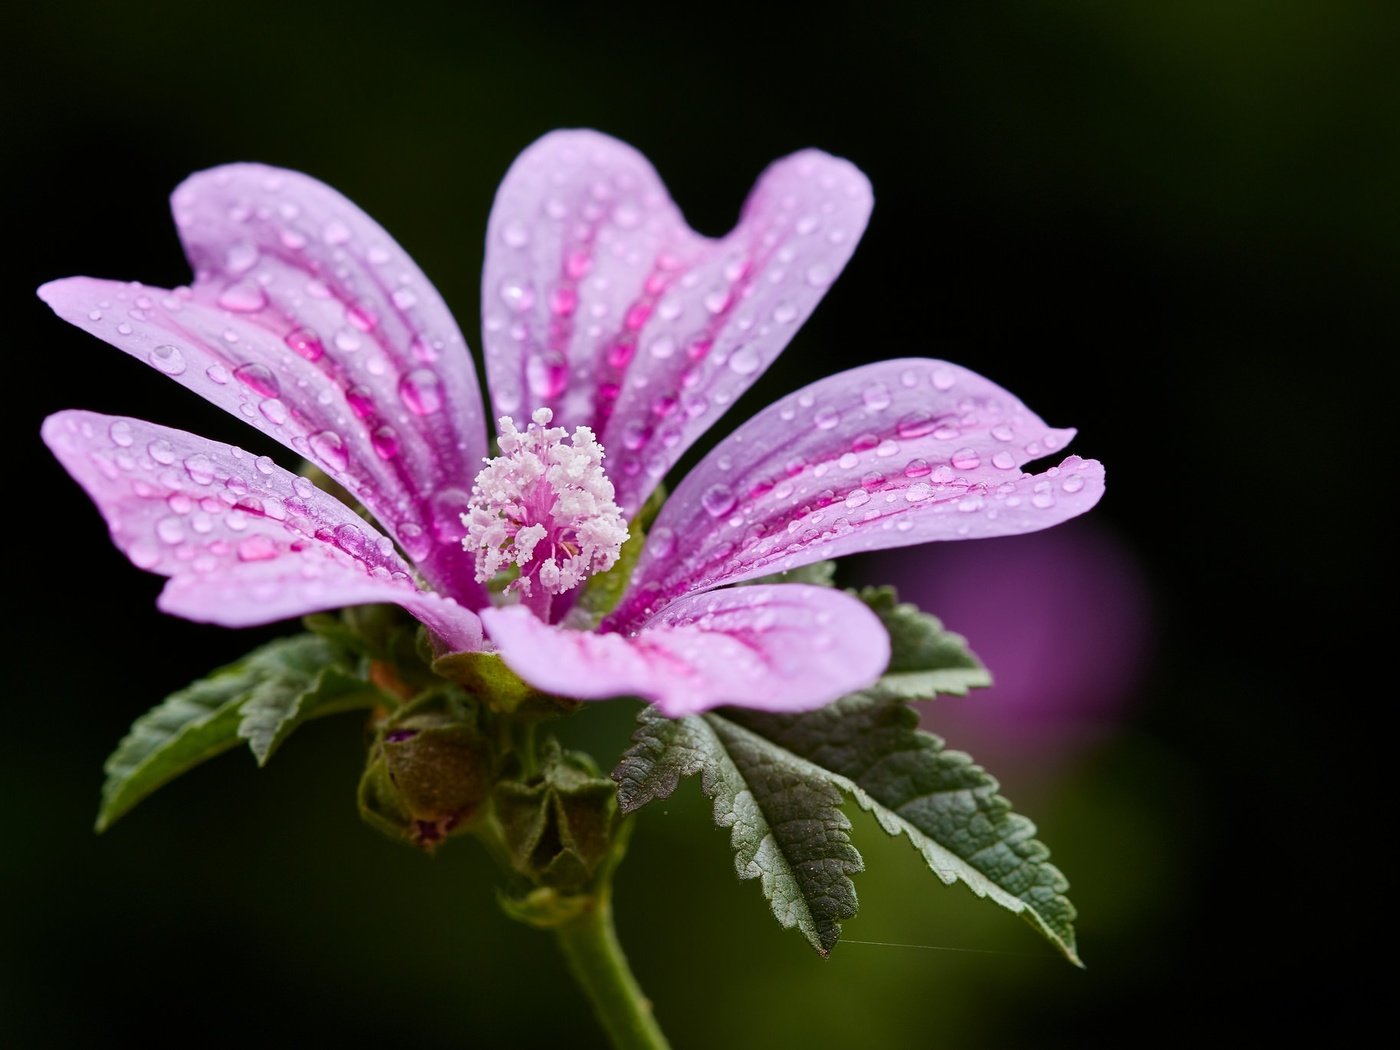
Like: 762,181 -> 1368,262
96,634 -> 381,831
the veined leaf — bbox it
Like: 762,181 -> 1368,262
857,586 -> 991,698
615,693 -> 1080,964
613,707 -> 860,955
97,634 -> 379,831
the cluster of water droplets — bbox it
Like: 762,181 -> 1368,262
60,164 -> 495,600
480,133 -> 871,512
608,360 -> 1094,629
49,413 -> 420,593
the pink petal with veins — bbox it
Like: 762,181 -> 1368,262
38,163 -> 489,608
482,129 -> 872,516
482,584 -> 887,717
608,359 -> 1105,631
42,410 -> 482,652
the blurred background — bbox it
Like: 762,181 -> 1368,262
4,2 -> 1382,1046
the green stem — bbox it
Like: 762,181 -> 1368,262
553,893 -> 671,1050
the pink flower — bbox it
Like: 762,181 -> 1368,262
40,130 -> 1104,717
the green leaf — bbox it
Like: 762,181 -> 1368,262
615,694 -> 1080,964
97,635 -> 380,831
728,695 -> 1081,965
614,707 -> 862,955
857,586 -> 991,698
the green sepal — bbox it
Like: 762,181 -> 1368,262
746,560 -> 838,588
575,483 -> 666,619
357,689 -> 496,851
857,585 -> 992,698
96,634 -> 376,831
431,650 -> 580,719
614,693 -> 1081,965
493,741 -> 622,894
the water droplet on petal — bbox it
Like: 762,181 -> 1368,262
149,344 -> 187,376
904,459 -> 931,478
259,398 -> 288,426
217,280 -> 267,312
502,221 -> 529,248
905,482 -> 933,503
772,302 -> 798,324
398,522 -> 430,560
896,412 -> 937,439
155,516 -> 185,544
526,352 -> 568,400
728,346 -> 760,375
371,425 -> 400,459
237,535 -> 279,562
1063,475 -> 1085,494
206,363 -> 230,384
814,407 -> 840,430
285,326 -> 325,362
931,368 -> 956,391
308,430 -> 349,472
992,451 -> 1017,470
806,263 -> 833,287
129,540 -> 160,569
862,383 -> 892,410
648,526 -> 677,559
844,488 -> 870,509
499,278 -> 535,313
233,362 -> 280,398
184,454 -> 215,485
108,421 -> 134,447
991,424 -> 1015,442
951,448 -> 981,470
399,368 -> 443,415
701,483 -> 737,518
1032,491 -> 1055,509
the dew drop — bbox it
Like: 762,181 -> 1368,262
399,368 -> 443,415
292,476 -> 316,498
701,483 -> 737,518
951,448 -> 981,470
806,263 -> 833,287
814,407 -> 840,430
205,363 -> 230,384
904,483 -> 933,503
502,221 -> 529,248
371,425 -> 400,459
648,526 -> 677,559
398,522 -> 430,560
149,344 -> 187,376
991,423 -> 1015,442
333,522 -> 364,554
254,455 -> 276,475
183,454 -> 215,485
1063,475 -> 1085,494
232,362 -> 280,398
217,280 -> 267,312
1032,492 -> 1055,509
526,352 -> 568,400
931,368 -> 956,391
308,430 -> 349,472
862,383 -> 892,410
284,326 -> 325,362
148,439 -> 176,465
844,488 -> 870,509
992,451 -> 1017,470
237,535 -> 279,562
155,516 -> 186,544
259,398 -> 288,426
896,411 -> 937,439
128,540 -> 160,569
345,386 -> 377,420
728,346 -> 760,375
108,420 -> 134,447
772,302 -> 798,324
346,303 -> 379,332
903,459 -> 931,478
499,278 -> 535,313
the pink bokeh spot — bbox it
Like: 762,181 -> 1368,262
852,519 -> 1151,775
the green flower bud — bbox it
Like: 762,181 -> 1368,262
357,692 -> 495,851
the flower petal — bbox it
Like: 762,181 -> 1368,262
38,163 -> 489,607
609,359 -> 1105,631
482,584 -> 887,718
481,129 -> 872,515
42,410 -> 482,651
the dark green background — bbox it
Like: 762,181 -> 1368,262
5,3 -> 1381,1046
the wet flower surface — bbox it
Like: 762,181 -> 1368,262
41,130 -> 1104,716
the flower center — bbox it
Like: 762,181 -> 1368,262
462,408 -> 628,621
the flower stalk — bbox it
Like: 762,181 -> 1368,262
554,891 -> 671,1050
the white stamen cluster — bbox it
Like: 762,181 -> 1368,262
462,408 -> 629,602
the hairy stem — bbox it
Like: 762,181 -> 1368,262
553,894 -> 670,1050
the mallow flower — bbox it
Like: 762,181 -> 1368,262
40,130 -> 1104,718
